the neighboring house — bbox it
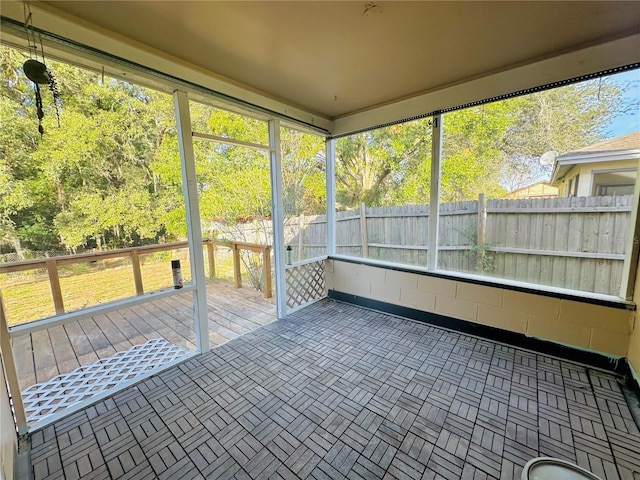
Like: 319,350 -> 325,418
550,131 -> 640,197
504,181 -> 558,199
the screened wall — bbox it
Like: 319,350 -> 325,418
330,68 -> 640,298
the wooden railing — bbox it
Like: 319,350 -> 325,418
0,239 -> 272,316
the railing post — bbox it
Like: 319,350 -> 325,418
232,243 -> 242,289
46,259 -> 65,315
263,246 -> 272,298
476,193 -> 487,272
0,293 -> 28,436
130,250 -> 144,295
206,241 -> 216,279
360,202 -> 369,257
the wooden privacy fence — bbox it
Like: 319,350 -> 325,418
265,195 -> 632,296
0,239 -> 272,317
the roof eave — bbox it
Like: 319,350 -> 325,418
556,149 -> 640,165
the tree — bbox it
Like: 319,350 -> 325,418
1,41 -> 632,256
281,128 -> 325,217
336,119 -> 432,208
1,46 -> 178,252
0,47 -> 50,256
334,76 -> 631,207
500,78 -> 628,191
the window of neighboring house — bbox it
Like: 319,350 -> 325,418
592,169 -> 637,196
597,184 -> 636,196
572,175 -> 580,196
566,175 -> 580,197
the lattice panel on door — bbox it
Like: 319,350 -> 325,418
286,260 -> 326,310
22,338 -> 185,424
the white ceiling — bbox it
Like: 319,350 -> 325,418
34,1 -> 640,121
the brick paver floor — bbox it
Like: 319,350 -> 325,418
30,299 -> 640,479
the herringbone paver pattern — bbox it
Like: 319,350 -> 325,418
30,300 -> 640,479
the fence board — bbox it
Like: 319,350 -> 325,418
206,195 -> 632,296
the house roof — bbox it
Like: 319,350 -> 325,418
550,131 -> 640,185
1,1 -> 639,135
505,181 -> 558,199
571,131 -> 640,154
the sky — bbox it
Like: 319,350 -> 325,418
606,69 -> 640,137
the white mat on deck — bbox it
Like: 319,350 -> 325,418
22,338 -> 185,424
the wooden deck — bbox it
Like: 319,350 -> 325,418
11,279 -> 276,390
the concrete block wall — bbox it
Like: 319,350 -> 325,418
326,259 -> 635,358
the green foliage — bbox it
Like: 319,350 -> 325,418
0,42 -> 632,257
1,46 -> 180,251
281,128 -> 325,217
336,119 -> 433,207
240,250 -> 264,292
334,78 -> 630,208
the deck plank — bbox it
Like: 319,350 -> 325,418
78,316 -> 117,358
64,321 -> 99,366
47,325 -> 79,375
90,312 -> 131,350
31,330 -> 57,384
131,301 -> 196,351
104,309 -> 153,347
12,280 -> 276,389
11,334 -> 35,388
96,312 -> 138,352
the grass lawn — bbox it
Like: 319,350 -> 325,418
0,247 -> 260,326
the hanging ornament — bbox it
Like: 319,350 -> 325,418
22,2 -> 61,137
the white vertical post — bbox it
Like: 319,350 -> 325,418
173,90 -> 209,353
428,114 -> 443,270
620,176 -> 640,299
269,119 -> 287,318
326,138 -> 336,256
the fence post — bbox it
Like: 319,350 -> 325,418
46,259 -> 65,315
232,243 -> 242,289
263,246 -> 272,298
130,250 -> 144,296
476,193 -> 487,271
206,241 -> 216,279
360,202 -> 369,257
298,215 -> 305,261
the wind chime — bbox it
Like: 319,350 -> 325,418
22,2 -> 60,137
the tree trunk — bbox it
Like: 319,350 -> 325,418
8,235 -> 25,260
